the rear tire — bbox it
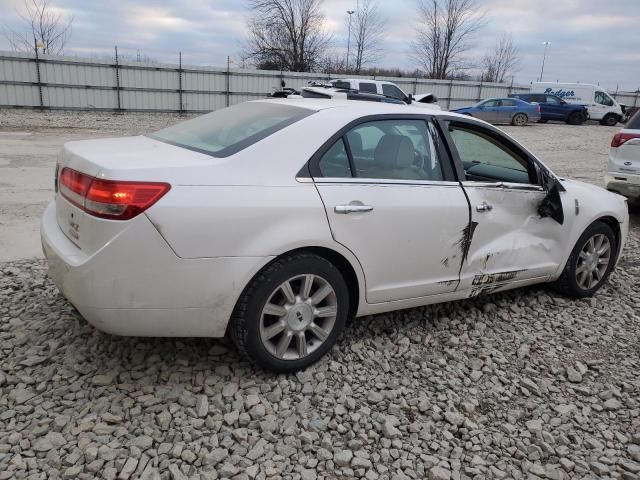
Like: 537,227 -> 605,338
229,252 -> 350,372
567,112 -> 584,125
600,114 -> 619,126
512,113 -> 528,126
552,221 -> 617,298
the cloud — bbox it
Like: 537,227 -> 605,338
0,0 -> 638,91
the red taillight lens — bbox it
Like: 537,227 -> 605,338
59,167 -> 170,220
536,104 -> 541,113
611,132 -> 640,148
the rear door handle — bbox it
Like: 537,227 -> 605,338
335,204 -> 374,214
476,201 -> 493,212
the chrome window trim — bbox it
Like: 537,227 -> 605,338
461,180 -> 545,192
312,177 -> 461,187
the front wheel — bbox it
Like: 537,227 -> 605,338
512,113 -> 528,126
600,114 -> 619,126
229,252 -> 349,372
552,221 -> 617,297
567,111 -> 584,125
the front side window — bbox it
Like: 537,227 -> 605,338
448,125 -> 533,184
150,102 -> 312,157
595,91 -> 613,106
382,84 -> 406,101
479,99 -> 499,108
359,82 -> 378,93
546,96 -> 561,105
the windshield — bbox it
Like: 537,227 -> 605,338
149,102 -> 313,157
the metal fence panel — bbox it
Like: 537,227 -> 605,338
1,50 -> 637,113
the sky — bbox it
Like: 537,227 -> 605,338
0,0 -> 639,91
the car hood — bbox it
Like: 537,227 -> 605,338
451,106 -> 473,111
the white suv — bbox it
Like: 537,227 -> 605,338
605,111 -> 640,199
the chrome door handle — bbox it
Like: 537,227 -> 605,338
335,204 -> 374,214
476,201 -> 493,212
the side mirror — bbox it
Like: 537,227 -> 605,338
406,94 -> 413,104
538,179 -> 565,224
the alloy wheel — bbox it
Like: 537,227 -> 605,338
259,274 -> 337,360
575,233 -> 611,290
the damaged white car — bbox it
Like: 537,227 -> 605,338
41,99 -> 629,372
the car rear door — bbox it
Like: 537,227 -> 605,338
309,115 -> 470,303
438,117 -> 569,295
499,99 -> 517,123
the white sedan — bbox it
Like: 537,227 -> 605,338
41,99 -> 629,372
605,110 -> 640,199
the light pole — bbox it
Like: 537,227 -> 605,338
346,10 -> 355,73
539,41 -> 551,82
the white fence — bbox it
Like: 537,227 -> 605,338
1,50 -> 638,112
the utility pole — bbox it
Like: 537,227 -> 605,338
346,10 -> 355,73
539,41 -> 551,82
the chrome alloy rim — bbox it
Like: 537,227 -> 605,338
514,114 -> 526,126
260,274 -> 337,360
576,234 -> 611,290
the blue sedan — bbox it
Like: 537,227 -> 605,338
452,98 -> 541,126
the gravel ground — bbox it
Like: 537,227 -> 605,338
1,110 -> 640,480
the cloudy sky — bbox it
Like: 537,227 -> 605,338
1,0 -> 638,91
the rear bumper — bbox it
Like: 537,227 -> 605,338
605,172 -> 640,198
40,202 -> 270,337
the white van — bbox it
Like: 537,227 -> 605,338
531,82 -> 624,126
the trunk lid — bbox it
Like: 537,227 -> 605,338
54,135 -> 208,253
609,129 -> 640,175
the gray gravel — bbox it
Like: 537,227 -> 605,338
1,110 -> 640,480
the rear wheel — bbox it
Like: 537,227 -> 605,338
229,252 -> 349,372
567,111 -> 584,125
512,113 -> 528,126
600,114 -> 619,126
552,221 -> 616,297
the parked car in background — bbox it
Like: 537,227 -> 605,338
329,78 -> 442,110
509,93 -> 588,125
41,99 -> 629,372
531,83 -> 624,126
451,98 -> 541,126
605,110 -> 640,199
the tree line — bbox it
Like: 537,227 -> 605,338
245,0 -> 519,82
3,0 -> 519,83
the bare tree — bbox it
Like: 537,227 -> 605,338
245,0 -> 331,72
350,0 -> 386,74
3,0 -> 73,55
412,0 -> 484,79
480,33 -> 519,83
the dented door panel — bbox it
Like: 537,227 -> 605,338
456,183 -> 568,296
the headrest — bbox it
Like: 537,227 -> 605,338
374,135 -> 414,169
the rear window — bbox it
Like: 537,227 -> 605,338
627,110 -> 640,130
149,102 -> 313,157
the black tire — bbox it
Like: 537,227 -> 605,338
229,252 -> 350,372
537,119 -> 549,123
512,113 -> 528,126
567,111 -> 584,125
552,221 -> 617,298
600,114 -> 619,127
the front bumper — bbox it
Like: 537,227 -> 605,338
40,202 -> 270,337
605,172 -> 640,198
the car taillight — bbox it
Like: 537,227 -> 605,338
611,132 -> 640,148
59,167 -> 170,220
536,104 -> 541,113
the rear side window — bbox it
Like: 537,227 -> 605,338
359,82 -> 377,93
502,99 -> 516,107
627,111 -> 640,130
149,102 -> 313,157
318,138 -> 351,178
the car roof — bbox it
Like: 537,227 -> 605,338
254,97 -> 455,117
